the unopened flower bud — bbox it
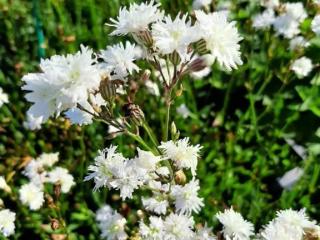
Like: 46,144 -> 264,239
137,210 -> 145,219
134,30 -> 153,47
141,70 -> 151,82
195,39 -> 208,55
50,218 -> 60,230
54,183 -> 61,199
45,194 -> 56,209
169,51 -> 181,65
123,103 -> 145,126
304,228 -> 320,240
188,57 -> 207,73
175,84 -> 183,97
175,170 -> 187,185
171,122 -> 180,141
99,77 -> 121,102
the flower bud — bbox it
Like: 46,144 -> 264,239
304,228 -> 320,240
169,51 -> 181,65
123,103 -> 145,126
54,183 -> 61,199
195,39 -> 208,55
134,30 -> 153,47
175,170 -> 187,185
188,57 -> 207,73
50,218 -> 60,230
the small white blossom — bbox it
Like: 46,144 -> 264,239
196,224 -> 216,240
100,42 -> 140,80
134,148 -> 162,172
22,45 -> 100,121
273,15 -> 300,39
284,3 -> 307,23
0,176 -> 11,193
19,182 -> 44,210
47,167 -> 75,193
142,197 -> 168,215
96,205 -> 128,240
311,15 -> 320,35
145,80 -> 160,96
176,104 -> 191,119
140,216 -> 164,240
0,87 -> 9,107
252,9 -> 275,29
23,113 -> 43,130
260,0 -> 279,9
278,167 -> 303,189
171,179 -> 204,215
289,36 -> 310,50
159,138 -> 202,176
108,1 -> 163,36
163,213 -> 195,240
37,152 -> 59,167
291,57 -> 313,78
23,159 -> 47,186
216,208 -> 254,240
195,10 -> 243,71
152,14 -> 198,61
192,0 -> 211,10
0,209 -> 15,237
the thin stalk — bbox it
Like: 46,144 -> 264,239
220,77 -> 235,124
143,123 -> 160,150
164,89 -> 172,142
126,131 -> 156,154
249,91 -> 261,141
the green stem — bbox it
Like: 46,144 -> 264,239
126,131 -> 156,154
220,77 -> 235,124
164,98 -> 171,142
143,123 -> 160,150
249,91 -> 261,141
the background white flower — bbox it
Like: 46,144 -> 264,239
311,15 -> 320,35
47,167 -> 75,193
291,57 -> 313,78
0,209 -> 15,237
0,87 -> 9,107
19,182 -> 44,210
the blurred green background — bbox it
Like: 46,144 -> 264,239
1,0 -> 320,239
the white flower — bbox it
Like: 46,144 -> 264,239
289,36 -> 310,50
311,15 -> 320,35
176,104 -> 191,119
159,138 -> 202,176
85,146 -> 146,199
96,206 -> 128,240
196,224 -> 216,240
192,0 -> 211,10
0,176 -> 11,193
252,9 -> 275,29
22,45 -> 100,121
216,208 -> 254,240
19,182 -> 44,210
47,167 -> 75,193
85,145 -> 127,191
261,209 -> 318,240
134,148 -> 161,172
273,15 -> 300,39
0,209 -> 15,237
108,160 -> 146,200
291,57 -> 313,78
171,179 -> 204,215
284,3 -> 307,23
142,197 -> 168,215
23,113 -> 43,130
145,80 -> 160,96
314,0 -> 320,5
163,213 -> 195,240
100,41 -> 140,80
37,152 -> 59,167
23,159 -> 47,186
278,167 -> 303,189
260,0 -> 279,9
108,0 -> 163,36
140,216 -> 164,240
195,10 -> 243,71
152,14 -> 199,61
261,220 -> 297,240
0,87 -> 8,107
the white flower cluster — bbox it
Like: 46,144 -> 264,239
253,1 -> 308,39
0,87 -> 8,107
0,177 -> 15,237
19,152 -> 75,210
21,1 -> 243,129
